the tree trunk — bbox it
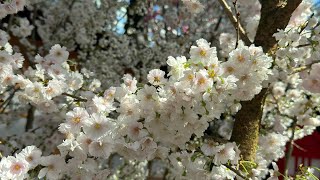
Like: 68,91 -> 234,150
231,0 -> 303,161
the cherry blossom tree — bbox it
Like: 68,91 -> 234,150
0,0 -> 320,179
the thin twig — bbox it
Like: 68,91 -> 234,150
232,0 -> 240,48
292,142 -> 306,152
214,15 -> 223,31
271,94 -> 289,118
224,164 -> 248,180
290,60 -> 320,75
299,13 -> 314,34
0,99 -> 12,113
0,88 -> 18,113
297,44 -> 311,48
217,0 -> 251,45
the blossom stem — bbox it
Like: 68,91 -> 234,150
224,164 -> 248,180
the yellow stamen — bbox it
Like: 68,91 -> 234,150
198,77 -> 206,85
146,94 -> 152,100
199,49 -> 207,57
33,88 -> 40,93
72,117 -> 81,124
154,76 -> 160,82
237,55 -> 245,62
94,123 -> 101,129
27,156 -> 33,162
226,66 -> 234,73
14,164 -> 21,171
252,59 -> 257,65
187,74 -> 194,81
208,70 -> 216,78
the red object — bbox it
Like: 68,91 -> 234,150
277,131 -> 320,178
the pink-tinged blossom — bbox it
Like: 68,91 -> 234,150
91,95 -> 116,113
0,30 -> 9,46
49,44 -> 69,64
194,69 -> 213,92
12,0 -> 26,12
38,155 -> 66,180
190,39 -> 217,64
212,143 -> 239,165
126,121 -> 148,141
0,51 -> 12,65
301,63 -> 320,93
301,76 -> 320,93
167,56 -> 187,80
17,145 -> 42,169
201,140 -> 218,156
66,107 -> 90,133
0,156 -> 29,180
88,139 -> 114,158
122,74 -> 138,93
83,113 -> 115,140
147,69 -> 166,86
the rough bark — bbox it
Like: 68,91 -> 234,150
255,0 -> 304,52
230,0 -> 303,161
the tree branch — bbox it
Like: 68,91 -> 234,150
0,88 -> 18,113
25,105 -> 35,131
217,0 -> 251,45
232,0 -> 240,48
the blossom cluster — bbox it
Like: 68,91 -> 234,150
53,39 -> 251,179
0,37 -> 83,113
0,33 -> 275,179
0,0 -> 320,179
0,146 -> 41,179
0,24 -> 97,153
0,0 -> 26,19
